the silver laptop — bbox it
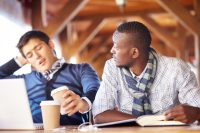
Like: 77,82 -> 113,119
0,78 -> 43,130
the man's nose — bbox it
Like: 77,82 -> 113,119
33,51 -> 40,59
110,46 -> 115,54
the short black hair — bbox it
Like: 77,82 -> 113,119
117,21 -> 151,49
16,30 -> 50,57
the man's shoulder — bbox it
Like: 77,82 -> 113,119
157,54 -> 190,70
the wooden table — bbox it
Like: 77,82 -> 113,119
1,125 -> 200,133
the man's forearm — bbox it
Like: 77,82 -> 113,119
94,110 -> 136,124
0,59 -> 20,78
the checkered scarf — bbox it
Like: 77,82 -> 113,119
122,49 -> 157,116
42,58 -> 65,80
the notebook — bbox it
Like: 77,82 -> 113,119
93,115 -> 187,127
0,78 -> 43,130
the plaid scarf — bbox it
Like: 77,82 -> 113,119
42,58 -> 65,80
122,49 -> 157,116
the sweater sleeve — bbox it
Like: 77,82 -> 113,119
79,63 -> 100,103
0,58 -> 21,78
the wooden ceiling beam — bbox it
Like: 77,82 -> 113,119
141,15 -> 187,60
59,27 -> 70,60
141,16 -> 180,51
165,45 -> 176,57
90,37 -> 112,62
151,41 -> 166,55
194,0 -> 200,21
67,23 -> 73,45
151,36 -> 176,57
79,37 -> 107,62
42,0 -> 89,37
31,0 -> 46,29
156,0 -> 200,81
74,9 -> 163,21
155,0 -> 200,35
67,18 -> 105,57
194,34 -> 200,81
176,23 -> 190,61
74,4 -> 193,21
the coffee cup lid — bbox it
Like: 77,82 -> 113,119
40,100 -> 60,106
50,86 -> 69,96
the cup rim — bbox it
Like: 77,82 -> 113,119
40,100 -> 60,106
50,86 -> 69,96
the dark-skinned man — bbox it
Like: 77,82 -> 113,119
92,21 -> 200,124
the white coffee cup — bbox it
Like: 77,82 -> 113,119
40,100 -> 60,130
51,86 -> 69,114
51,86 -> 69,103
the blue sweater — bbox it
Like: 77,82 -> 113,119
0,59 -> 100,125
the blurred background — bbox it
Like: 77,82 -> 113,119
0,0 -> 199,81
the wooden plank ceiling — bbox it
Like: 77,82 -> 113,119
20,0 -> 198,78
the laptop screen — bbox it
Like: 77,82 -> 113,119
0,78 -> 43,130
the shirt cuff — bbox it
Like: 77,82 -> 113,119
14,57 -> 23,67
79,97 -> 92,114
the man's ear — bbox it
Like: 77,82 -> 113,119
130,47 -> 139,58
48,40 -> 55,50
48,40 -> 57,56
